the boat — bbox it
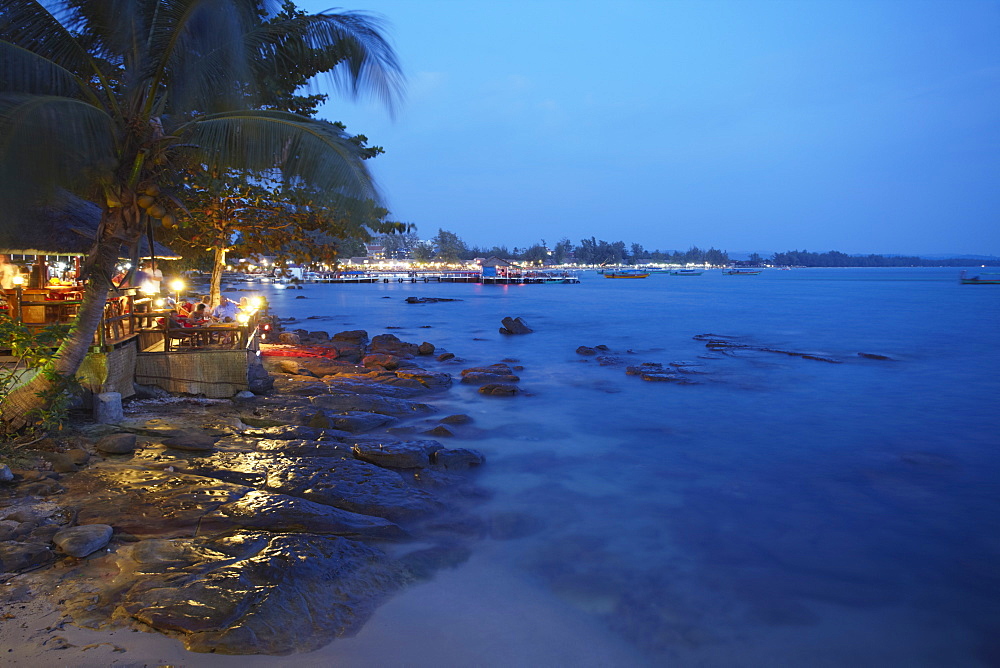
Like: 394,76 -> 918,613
722,267 -> 762,275
960,270 -> 1000,285
603,270 -> 649,279
669,269 -> 703,276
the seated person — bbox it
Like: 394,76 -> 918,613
212,296 -> 239,322
187,303 -> 212,325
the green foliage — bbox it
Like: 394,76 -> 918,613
0,319 -> 79,439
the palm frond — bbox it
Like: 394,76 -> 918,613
178,110 -> 379,205
0,1 -> 97,77
0,93 -> 116,223
0,41 -> 92,100
248,10 -> 404,115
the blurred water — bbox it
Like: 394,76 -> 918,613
251,267 -> 1000,666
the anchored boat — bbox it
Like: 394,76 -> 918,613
603,270 -> 650,279
960,270 -> 1000,285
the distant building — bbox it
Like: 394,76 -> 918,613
364,244 -> 386,259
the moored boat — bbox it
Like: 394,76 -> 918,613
603,270 -> 650,279
722,267 -> 762,275
669,269 -> 704,276
960,270 -> 1000,285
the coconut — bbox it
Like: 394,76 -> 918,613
137,194 -> 156,209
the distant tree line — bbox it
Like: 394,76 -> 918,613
367,231 -> 996,267
770,250 -> 999,267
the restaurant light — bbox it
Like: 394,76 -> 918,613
11,274 -> 24,286
236,313 -> 250,325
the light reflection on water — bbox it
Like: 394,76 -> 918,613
254,268 -> 999,666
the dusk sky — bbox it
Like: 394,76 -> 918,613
301,0 -> 1000,256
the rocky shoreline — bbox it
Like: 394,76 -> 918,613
0,328 -> 503,658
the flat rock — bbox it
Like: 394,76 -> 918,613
114,531 -> 407,654
53,524 -> 113,557
0,541 -> 55,572
461,372 -> 520,385
63,468 -> 404,540
183,453 -> 437,521
329,411 -> 398,434
393,370 -> 452,390
352,440 -> 442,469
160,429 -> 218,451
311,393 -> 435,417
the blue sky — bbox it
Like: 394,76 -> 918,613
300,0 -> 1000,255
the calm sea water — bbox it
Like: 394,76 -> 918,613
253,267 -> 999,667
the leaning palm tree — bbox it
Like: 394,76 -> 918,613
0,0 -> 403,430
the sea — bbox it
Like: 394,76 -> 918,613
246,267 -> 999,667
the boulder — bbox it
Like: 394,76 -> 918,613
478,383 -> 520,396
52,524 -> 114,557
96,433 -> 137,454
439,414 -> 473,425
393,370 -> 452,390
161,429 -> 217,451
576,346 -> 597,356
499,316 -> 533,335
432,448 -> 485,470
332,329 -> 369,346
362,354 -> 400,370
278,332 -> 301,345
0,464 -> 12,483
369,333 -> 419,357
436,352 -> 455,362
422,425 -> 455,438
93,392 -> 124,424
417,342 -> 435,355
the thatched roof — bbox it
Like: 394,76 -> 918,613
0,191 -> 180,259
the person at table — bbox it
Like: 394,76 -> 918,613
0,254 -> 20,290
187,302 -> 212,325
212,296 -> 239,322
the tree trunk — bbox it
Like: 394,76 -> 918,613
1,210 -> 132,431
208,246 -> 226,308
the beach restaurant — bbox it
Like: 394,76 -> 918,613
1,193 -> 265,399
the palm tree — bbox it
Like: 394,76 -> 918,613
0,0 -> 403,430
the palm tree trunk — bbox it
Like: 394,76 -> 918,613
1,212 -> 128,431
209,246 -> 227,308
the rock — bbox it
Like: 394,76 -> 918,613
858,352 -> 893,360
312,393 -> 435,417
278,332 -> 301,345
52,524 -> 114,557
247,361 -> 274,394
330,411 -> 397,434
233,390 -> 256,401
404,297 -> 461,304
308,331 -> 329,342
461,363 -> 515,376
63,469 -> 404,540
393,370 -> 452,390
0,464 -> 12,483
96,432 -> 137,454
295,295 -> 307,299
433,448 -> 485,470
276,359 -> 316,376
437,352 -> 455,362
93,392 -> 124,424
45,452 -> 80,473
352,439 -> 442,469
65,449 -> 90,466
422,425 -> 455,438
18,480 -> 64,496
362,354 -> 400,370
478,383 -> 519,396
460,372 -> 520,386
160,430 -> 217,451
0,541 -> 54,572
332,329 -> 369,346
399,544 -> 472,581
499,316 -> 533,335
439,414 -> 473,425
417,342 -> 435,355
640,372 -> 697,384
186,453 -> 438,521
0,500 -> 62,523
115,532 -> 407,655
369,333 -> 419,357
576,346 -> 597,356
133,383 -> 172,399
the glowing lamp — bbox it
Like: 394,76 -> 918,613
169,279 -> 184,292
11,274 -> 24,286
236,313 -> 250,325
